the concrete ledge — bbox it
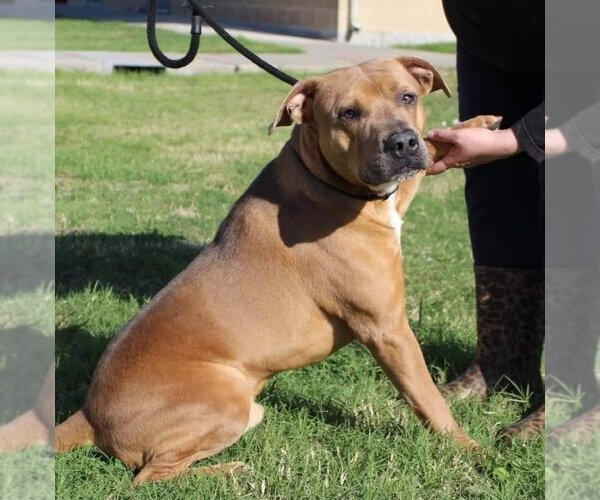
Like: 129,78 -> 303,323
56,51 -> 164,74
348,30 -> 455,47
51,47 -> 454,76
0,51 -> 54,73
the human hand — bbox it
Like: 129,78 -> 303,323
425,127 -> 522,175
545,128 -> 570,159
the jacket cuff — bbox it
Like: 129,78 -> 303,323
560,119 -> 600,163
512,119 -> 545,164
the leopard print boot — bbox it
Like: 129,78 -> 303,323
547,403 -> 600,443
545,270 -> 600,442
440,266 -> 545,402
503,404 -> 545,440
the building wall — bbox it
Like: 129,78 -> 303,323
62,0 -> 89,6
349,0 -> 454,45
171,0 -> 339,39
177,0 -> 453,45
60,0 -> 453,45
358,0 -> 450,34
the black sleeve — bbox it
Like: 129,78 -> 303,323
559,100 -> 600,163
511,102 -> 545,164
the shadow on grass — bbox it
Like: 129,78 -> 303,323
55,325 -> 110,421
261,382 -> 364,429
0,232 -> 54,425
56,231 -> 204,419
0,232 -> 53,296
56,231 -> 204,302
420,335 -> 476,383
0,326 -> 53,423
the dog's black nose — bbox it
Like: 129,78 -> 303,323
385,130 -> 420,157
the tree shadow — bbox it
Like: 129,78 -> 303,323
56,231 -> 204,302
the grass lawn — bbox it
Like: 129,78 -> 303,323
395,42 -> 457,54
0,70 -> 54,499
0,19 -> 54,50
0,18 -> 300,53
55,18 -> 301,53
545,392 -> 600,499
54,69 -> 545,498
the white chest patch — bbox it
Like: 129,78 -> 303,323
387,192 -> 403,243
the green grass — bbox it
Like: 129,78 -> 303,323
395,42 -> 457,54
0,18 -> 300,53
545,390 -> 600,499
0,70 -> 54,499
0,19 -> 54,50
55,18 -> 301,53
53,69 -> 545,498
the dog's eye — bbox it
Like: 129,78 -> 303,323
400,93 -> 416,105
340,108 -> 361,120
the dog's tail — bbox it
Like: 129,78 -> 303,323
0,410 -> 51,452
55,409 -> 95,453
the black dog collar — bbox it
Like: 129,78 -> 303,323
305,169 -> 398,201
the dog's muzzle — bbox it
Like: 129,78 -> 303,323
361,129 -> 429,185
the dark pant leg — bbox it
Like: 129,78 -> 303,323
457,45 -> 544,269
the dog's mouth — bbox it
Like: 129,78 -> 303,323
394,166 -> 423,182
362,154 -> 427,186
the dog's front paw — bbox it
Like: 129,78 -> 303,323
453,115 -> 503,131
457,435 -> 481,451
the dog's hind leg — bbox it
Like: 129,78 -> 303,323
128,367 -> 262,485
132,403 -> 264,485
132,413 -> 248,486
133,447 -> 227,485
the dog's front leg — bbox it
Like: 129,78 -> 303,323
357,317 -> 478,449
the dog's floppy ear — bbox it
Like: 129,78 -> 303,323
268,79 -> 319,135
397,56 -> 451,98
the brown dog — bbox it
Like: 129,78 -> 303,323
55,57 -> 499,484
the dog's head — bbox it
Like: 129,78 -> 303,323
270,57 -> 450,194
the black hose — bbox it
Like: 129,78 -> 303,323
147,0 -> 201,69
146,0 -> 298,86
185,0 -> 298,86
